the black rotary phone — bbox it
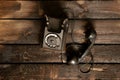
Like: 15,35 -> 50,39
42,2 -> 97,73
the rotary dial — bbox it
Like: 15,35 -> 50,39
45,33 -> 61,48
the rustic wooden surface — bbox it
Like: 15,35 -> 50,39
0,1 -> 120,19
0,45 -> 120,63
0,1 -> 41,18
0,1 -> 120,79
0,20 -> 120,44
0,64 -> 120,80
0,20 -> 42,44
0,1 -> 120,44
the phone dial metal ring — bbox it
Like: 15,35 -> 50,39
45,33 -> 61,48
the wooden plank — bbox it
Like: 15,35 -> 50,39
1,1 -> 120,19
0,20 -> 42,44
0,20 -> 120,44
0,64 -> 120,80
0,64 -> 53,80
40,0 -> 120,19
53,0 -> 120,19
85,0 -> 120,19
0,45 -> 62,63
67,20 -> 120,44
0,45 -> 120,63
92,45 -> 120,63
52,64 -> 120,80
0,1 -> 41,18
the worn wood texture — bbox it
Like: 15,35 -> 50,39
0,1 -> 120,44
85,0 -> 120,19
0,1 -> 120,19
0,20 -> 120,44
0,1 -> 120,63
0,1 -> 41,18
67,20 -> 120,44
0,64 -> 120,80
0,45 -> 120,63
0,20 -> 42,44
0,1 -> 120,61
0,0 -> 120,79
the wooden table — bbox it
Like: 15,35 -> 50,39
0,1 -> 120,80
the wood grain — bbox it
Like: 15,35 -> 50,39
0,1 -> 120,19
0,20 -> 120,44
85,0 -> 120,19
0,45 -> 120,63
0,1 -> 41,18
67,20 -> 120,44
0,1 -> 120,79
53,64 -> 120,80
0,64 -> 120,80
0,20 -> 42,44
0,45 -> 62,63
